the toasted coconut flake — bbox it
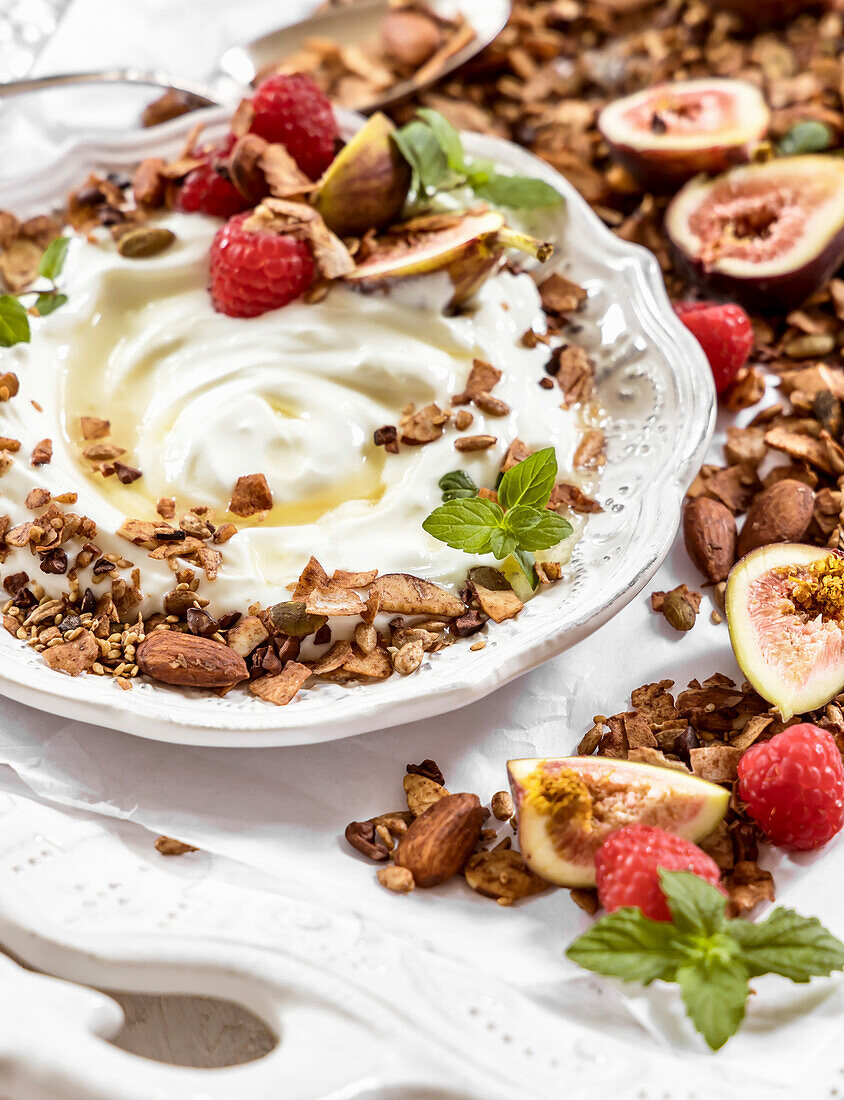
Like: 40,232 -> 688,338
243,198 -> 355,279
43,629 -> 98,676
689,744 -> 742,784
80,416 -> 110,441
538,272 -> 587,315
399,403 -> 447,445
547,482 -> 602,514
249,660 -> 311,705
292,556 -> 330,601
305,586 -> 366,617
552,345 -> 594,408
343,639 -> 393,680
500,438 -> 531,472
0,238 -> 41,293
453,359 -> 502,405
229,473 -> 273,517
467,567 -> 523,623
370,573 -> 463,617
331,568 -> 378,588
573,429 -> 605,470
311,640 -> 354,674
260,143 -> 315,199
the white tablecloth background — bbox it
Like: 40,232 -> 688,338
0,0 -> 842,1079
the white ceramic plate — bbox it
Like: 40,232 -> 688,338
0,109 -> 714,746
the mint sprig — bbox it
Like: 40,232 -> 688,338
438,469 -> 479,502
0,235 -> 70,347
567,870 -> 844,1050
423,447 -> 572,585
393,110 -> 563,212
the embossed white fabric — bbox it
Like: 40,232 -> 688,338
0,1 -> 842,1084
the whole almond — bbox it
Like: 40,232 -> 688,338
682,497 -> 737,582
136,631 -> 248,688
394,793 -> 484,887
380,10 -> 442,68
737,479 -> 814,558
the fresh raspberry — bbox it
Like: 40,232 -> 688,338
175,134 -> 249,219
209,212 -> 314,317
737,723 -> 844,851
249,73 -> 338,180
177,162 -> 250,219
673,300 -> 754,396
595,824 -> 722,921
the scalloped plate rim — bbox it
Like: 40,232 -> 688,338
0,108 -> 715,746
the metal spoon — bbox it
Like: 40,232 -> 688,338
0,0 -> 510,115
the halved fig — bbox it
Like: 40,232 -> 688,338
665,155 -> 844,311
598,78 -> 769,188
313,113 -> 411,237
726,543 -> 844,719
507,756 -> 729,888
344,210 -> 553,309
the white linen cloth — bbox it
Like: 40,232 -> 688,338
1,1 -> 843,1080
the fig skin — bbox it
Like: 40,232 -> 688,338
598,78 -> 769,189
507,756 -> 729,888
683,496 -> 737,582
736,479 -> 814,558
726,543 -> 844,719
665,156 -> 844,312
313,113 -> 411,237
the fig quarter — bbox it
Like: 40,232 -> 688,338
683,497 -> 737,582
136,631 -> 248,688
737,479 -> 814,558
394,792 -> 484,887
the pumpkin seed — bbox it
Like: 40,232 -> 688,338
117,226 -> 176,259
777,121 -> 833,157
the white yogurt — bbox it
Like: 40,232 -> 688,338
0,212 -> 591,614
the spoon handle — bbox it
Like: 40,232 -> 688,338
0,68 -> 220,105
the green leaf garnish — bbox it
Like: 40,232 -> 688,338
393,110 -> 563,211
566,871 -> 844,1051
511,548 -> 539,589
676,956 -> 749,1052
422,497 -> 503,554
506,506 -> 572,551
0,295 -> 30,347
498,447 -> 557,511
778,120 -> 833,157
727,907 -> 844,981
37,236 -> 69,281
392,120 -> 453,198
424,448 -> 571,566
438,469 -> 479,502
474,174 -> 564,210
34,291 -> 68,317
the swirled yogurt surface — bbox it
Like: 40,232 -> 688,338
1,212 -> 592,614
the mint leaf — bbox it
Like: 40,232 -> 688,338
498,447 -> 557,510
439,469 -> 478,502
466,158 -> 496,188
34,291 -> 68,317
0,295 -> 30,347
729,907 -> 844,982
474,173 -> 562,209
37,236 -> 69,281
416,108 -> 467,174
566,908 -> 682,985
507,507 -> 572,551
489,527 -> 517,560
392,121 -> 451,197
660,870 -> 727,937
677,957 -> 749,1051
778,120 -> 833,156
422,497 -> 503,554
512,548 -> 539,589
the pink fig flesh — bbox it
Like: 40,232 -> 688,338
599,78 -> 769,188
666,155 -> 844,311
